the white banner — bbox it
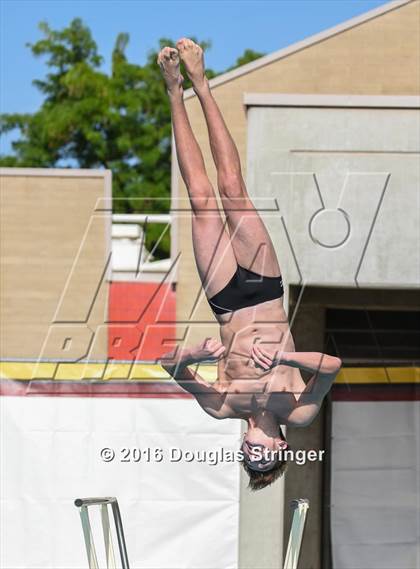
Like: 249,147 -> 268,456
1,395 -> 241,569
331,401 -> 420,569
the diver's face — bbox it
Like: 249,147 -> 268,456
242,430 -> 288,471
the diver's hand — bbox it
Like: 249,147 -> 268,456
251,343 -> 286,371
190,338 -> 226,363
160,339 -> 225,375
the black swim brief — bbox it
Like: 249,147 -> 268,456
207,264 -> 284,315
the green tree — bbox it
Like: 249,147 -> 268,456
0,19 -> 265,257
225,48 -> 266,70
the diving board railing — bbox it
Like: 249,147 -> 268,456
74,497 -> 130,569
75,496 -> 308,569
283,499 -> 310,569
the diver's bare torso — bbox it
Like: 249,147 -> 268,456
212,297 -> 306,422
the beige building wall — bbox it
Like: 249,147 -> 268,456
0,169 -> 111,361
173,0 -> 420,339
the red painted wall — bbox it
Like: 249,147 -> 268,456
108,281 -> 176,361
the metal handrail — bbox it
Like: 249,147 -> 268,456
74,496 -> 308,569
74,497 -> 130,569
283,499 -> 310,569
75,498 -> 118,507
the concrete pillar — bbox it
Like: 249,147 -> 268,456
238,438 -> 285,569
283,301 -> 327,569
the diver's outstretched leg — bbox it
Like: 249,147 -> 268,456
176,38 -> 282,279
157,47 -> 237,298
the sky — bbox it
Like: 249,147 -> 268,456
1,0 -> 390,154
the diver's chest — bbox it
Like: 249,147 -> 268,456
226,381 -> 295,416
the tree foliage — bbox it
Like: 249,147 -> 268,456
1,19 -> 265,256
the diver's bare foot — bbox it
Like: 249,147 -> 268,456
157,47 -> 184,96
176,38 -> 208,93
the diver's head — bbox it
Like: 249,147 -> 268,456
241,422 -> 289,491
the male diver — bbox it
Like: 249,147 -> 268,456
158,39 -> 342,490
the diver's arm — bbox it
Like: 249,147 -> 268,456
251,344 -> 341,376
251,346 -> 341,426
161,345 -> 198,377
161,338 -> 225,377
280,352 -> 342,375
284,355 -> 342,427
160,340 -> 228,418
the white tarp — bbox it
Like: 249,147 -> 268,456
331,401 -> 420,569
1,395 -> 241,569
